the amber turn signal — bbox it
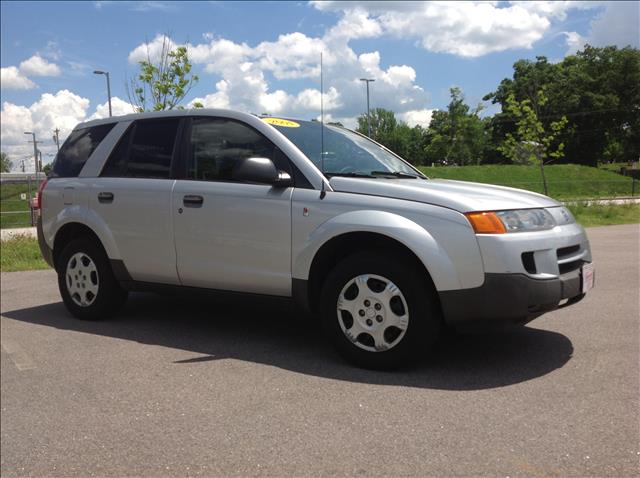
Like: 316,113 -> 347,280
465,212 -> 507,234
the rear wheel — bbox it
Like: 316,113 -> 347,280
319,251 -> 441,369
57,238 -> 128,320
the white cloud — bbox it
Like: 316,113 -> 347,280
511,1 -> 600,21
312,1 -> 604,57
563,31 -> 585,55
398,109 -> 435,128
128,34 -> 178,64
19,54 -> 61,77
585,1 -> 640,49
141,23 -> 429,122
88,96 -> 136,120
1,66 -> 36,90
0,91 -> 132,170
1,54 -> 61,90
562,2 -> 639,55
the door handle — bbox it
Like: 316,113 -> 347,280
183,195 -> 204,207
98,192 -> 114,203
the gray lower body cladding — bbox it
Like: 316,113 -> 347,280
439,270 -> 586,326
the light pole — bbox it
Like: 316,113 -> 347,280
24,131 -> 39,179
53,128 -> 60,152
359,78 -> 375,138
94,70 -> 112,117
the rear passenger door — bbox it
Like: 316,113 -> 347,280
89,118 -> 182,284
172,116 -> 293,296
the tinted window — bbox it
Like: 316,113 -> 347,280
188,118 -> 286,181
101,119 -> 179,179
101,125 -> 132,177
52,123 -> 115,177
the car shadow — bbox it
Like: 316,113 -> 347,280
2,292 -> 573,390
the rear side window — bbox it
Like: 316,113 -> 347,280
101,119 -> 179,179
52,123 -> 115,177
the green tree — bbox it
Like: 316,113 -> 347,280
0,152 -> 12,173
498,89 -> 568,195
356,108 -> 428,164
356,108 -> 398,142
127,35 -> 200,112
485,46 -> 640,166
424,87 -> 488,166
42,163 -> 53,176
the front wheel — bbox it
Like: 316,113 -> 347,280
319,251 -> 441,369
57,238 -> 128,320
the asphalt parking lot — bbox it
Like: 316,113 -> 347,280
1,224 -> 638,477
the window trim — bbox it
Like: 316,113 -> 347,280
178,116 -> 297,185
100,117 -> 184,179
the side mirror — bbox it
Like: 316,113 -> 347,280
232,157 -> 292,187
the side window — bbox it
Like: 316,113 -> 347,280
188,117 -> 289,181
101,119 -> 179,179
52,123 -> 116,177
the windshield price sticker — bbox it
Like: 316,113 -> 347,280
262,118 -> 300,128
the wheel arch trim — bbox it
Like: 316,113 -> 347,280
48,208 -> 123,268
293,210 -> 460,292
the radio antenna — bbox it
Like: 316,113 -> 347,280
320,51 -> 326,199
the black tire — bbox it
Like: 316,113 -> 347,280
319,250 -> 442,369
57,237 -> 128,320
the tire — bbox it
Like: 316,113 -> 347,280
319,250 -> 442,369
57,237 -> 128,320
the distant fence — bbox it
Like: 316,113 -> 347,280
0,175 -> 46,229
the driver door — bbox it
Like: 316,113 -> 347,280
172,117 -> 293,296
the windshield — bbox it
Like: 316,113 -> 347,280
265,118 -> 423,178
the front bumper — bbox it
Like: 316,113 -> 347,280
439,268 -> 589,326
37,216 -> 55,268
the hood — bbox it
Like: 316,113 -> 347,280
328,177 -> 560,213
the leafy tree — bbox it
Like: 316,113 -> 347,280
42,163 -> 53,176
485,46 -> 640,166
0,152 -> 12,173
424,87 -> 488,166
127,35 -> 200,112
498,89 -> 568,195
356,108 -> 398,142
356,108 -> 428,165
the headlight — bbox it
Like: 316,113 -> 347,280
466,209 -> 556,234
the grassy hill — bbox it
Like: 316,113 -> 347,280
0,182 -> 39,228
419,164 -> 637,199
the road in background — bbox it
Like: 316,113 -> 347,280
1,224 -> 638,477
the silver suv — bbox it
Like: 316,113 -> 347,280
36,109 -> 594,368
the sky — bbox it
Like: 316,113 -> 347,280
1,0 -> 639,170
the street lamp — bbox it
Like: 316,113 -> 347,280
359,78 -> 375,138
93,70 -> 112,117
23,131 -> 38,179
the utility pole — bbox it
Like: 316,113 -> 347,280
360,78 -> 375,138
94,70 -> 112,117
53,128 -> 60,152
24,131 -> 40,180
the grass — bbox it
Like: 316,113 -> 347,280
567,202 -> 640,228
1,235 -> 50,272
419,164 -> 637,199
1,182 -> 39,229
